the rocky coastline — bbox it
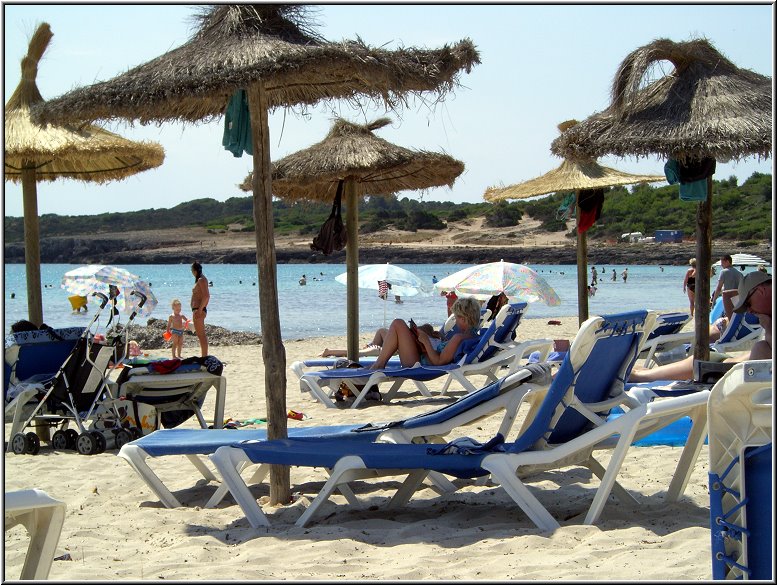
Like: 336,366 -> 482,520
4,233 -> 770,267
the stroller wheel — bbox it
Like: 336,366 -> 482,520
11,433 -> 28,455
65,429 -> 79,450
90,431 -> 107,454
24,432 -> 41,455
114,429 -> 132,449
76,432 -> 97,455
52,430 -> 69,450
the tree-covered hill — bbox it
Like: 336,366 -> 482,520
4,172 -> 771,244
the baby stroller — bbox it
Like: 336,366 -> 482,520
9,288 -> 150,455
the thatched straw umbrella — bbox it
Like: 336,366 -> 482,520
34,5 -> 479,503
485,120 -> 664,325
551,38 -> 771,360
4,22 -> 164,327
241,117 -> 464,360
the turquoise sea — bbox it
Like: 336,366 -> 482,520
3,263 -> 700,339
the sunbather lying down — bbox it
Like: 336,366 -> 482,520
319,323 -> 440,358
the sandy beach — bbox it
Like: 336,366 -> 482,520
4,315 -> 716,581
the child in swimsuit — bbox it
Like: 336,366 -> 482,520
166,299 -> 189,359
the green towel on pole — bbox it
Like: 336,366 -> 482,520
222,89 -> 253,157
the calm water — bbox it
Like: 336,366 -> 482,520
3,263 -> 699,339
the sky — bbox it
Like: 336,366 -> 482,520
3,2 -> 774,218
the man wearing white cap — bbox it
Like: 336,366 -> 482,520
730,271 -> 771,358
629,271 -> 771,382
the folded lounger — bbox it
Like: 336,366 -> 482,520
211,309 -> 711,531
707,359 -> 772,580
118,363 -> 553,508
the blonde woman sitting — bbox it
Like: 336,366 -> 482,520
370,297 -> 482,370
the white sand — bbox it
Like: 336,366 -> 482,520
4,315 -> 714,580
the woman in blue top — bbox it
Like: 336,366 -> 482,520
370,296 -> 481,369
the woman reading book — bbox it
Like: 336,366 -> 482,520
369,297 -> 481,369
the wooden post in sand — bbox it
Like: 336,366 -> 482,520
21,165 -> 43,327
692,177 -> 713,362
575,193 -> 589,326
247,82 -> 290,505
345,178 -> 360,362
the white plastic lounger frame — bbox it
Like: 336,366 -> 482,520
212,311 -> 712,531
707,360 -> 772,580
118,366 -> 551,509
118,370 -> 226,430
4,489 -> 66,580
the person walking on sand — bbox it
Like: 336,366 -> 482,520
683,258 -> 697,317
710,254 -> 743,321
166,299 -> 189,359
190,261 -> 210,357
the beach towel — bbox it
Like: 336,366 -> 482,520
222,89 -> 253,157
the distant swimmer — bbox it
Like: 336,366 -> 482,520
299,274 -> 307,286
611,269 -> 617,281
621,268 -> 628,283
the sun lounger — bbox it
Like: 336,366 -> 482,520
707,359 -> 772,580
115,366 -> 227,433
210,309 -> 712,531
641,311 -> 761,368
118,364 -> 552,508
4,488 -> 66,580
299,304 -> 552,408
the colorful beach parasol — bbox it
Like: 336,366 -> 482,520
61,265 -> 157,316
433,260 -> 561,306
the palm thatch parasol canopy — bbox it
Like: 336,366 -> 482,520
242,116 -> 464,360
484,158 -> 663,201
34,5 -> 479,126
550,38 -> 772,163
549,37 -> 771,359
484,120 -> 665,324
31,5 -> 479,503
240,117 -> 464,201
4,22 -> 164,326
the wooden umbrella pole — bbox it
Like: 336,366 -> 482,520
21,165 -> 43,327
345,178 -> 359,362
247,83 -> 290,505
575,193 -> 589,326
693,177 -> 713,361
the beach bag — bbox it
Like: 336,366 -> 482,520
334,358 -> 365,398
310,180 -> 347,255
118,400 -> 158,436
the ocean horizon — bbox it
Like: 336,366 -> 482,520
4,262 -> 704,340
